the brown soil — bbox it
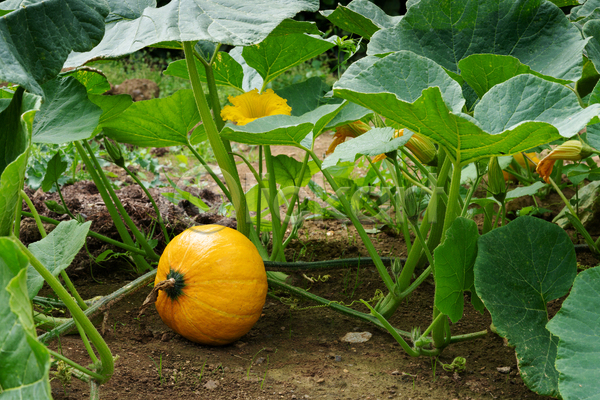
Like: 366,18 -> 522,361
42,213 -> 588,400
29,135 -> 599,400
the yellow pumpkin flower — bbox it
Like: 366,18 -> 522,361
220,89 -> 292,126
326,120 -> 371,155
536,140 -> 595,183
372,129 -> 437,166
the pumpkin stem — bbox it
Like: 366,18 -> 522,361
138,278 -> 176,318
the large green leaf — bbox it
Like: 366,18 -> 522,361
220,103 -> 345,147
26,221 -> 92,298
65,0 -> 319,67
32,77 -> 102,144
242,21 -> 337,86
547,266 -> 600,400
322,127 -> 412,169
230,47 -> 264,91
323,102 -> 373,132
334,51 -> 597,164
0,0 -> 109,95
458,54 -> 570,98
89,93 -> 134,137
474,216 -> 577,397
0,89 -> 30,237
274,77 -> 333,116
434,217 -> 482,323
474,74 -> 600,138
0,238 -> 52,399
163,51 -> 245,92
101,89 -> 202,147
583,20 -> 600,76
368,0 -> 587,81
104,0 -> 155,23
320,0 -> 402,40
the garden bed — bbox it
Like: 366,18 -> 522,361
34,173 -> 596,400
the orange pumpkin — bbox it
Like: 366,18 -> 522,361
155,225 -> 267,345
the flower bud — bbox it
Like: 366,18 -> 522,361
405,132 -> 438,166
536,140 -> 597,183
326,120 -> 371,155
487,156 -> 507,203
103,137 -> 125,168
402,186 -> 425,222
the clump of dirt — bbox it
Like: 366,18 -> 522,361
104,78 -> 160,101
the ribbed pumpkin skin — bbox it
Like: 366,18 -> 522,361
155,225 -> 267,345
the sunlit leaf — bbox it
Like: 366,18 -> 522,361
102,90 -> 201,147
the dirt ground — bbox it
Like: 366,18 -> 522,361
26,135 -> 599,400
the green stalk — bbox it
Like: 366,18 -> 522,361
308,150 -> 396,294
375,155 -> 451,317
408,219 -> 433,268
74,319 -> 99,364
74,142 -> 153,271
122,165 -> 170,244
186,143 -> 231,201
360,300 -> 421,357
460,174 -> 483,217
195,43 -> 235,158
395,156 -> 451,291
264,146 -> 284,261
39,268 -> 158,343
267,277 -> 411,339
430,160 -> 462,349
415,312 -> 445,347
20,212 -> 149,256
398,266 -> 432,298
56,183 -> 76,219
400,148 -> 437,186
12,238 -> 113,382
21,190 -> 46,239
183,41 -> 248,236
441,160 -> 462,240
82,140 -> 158,261
13,191 -> 22,238
257,146 -> 263,234
279,152 -> 310,240
47,348 -> 104,382
21,190 -> 88,310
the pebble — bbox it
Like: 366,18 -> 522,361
341,332 -> 373,343
203,380 -> 219,390
497,366 -> 511,374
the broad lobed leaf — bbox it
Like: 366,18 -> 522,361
65,0 -> 319,67
333,50 -> 599,164
0,239 -> 52,399
368,0 -> 586,82
474,216 -> 577,397
547,266 -> 600,400
0,0 -> 109,95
